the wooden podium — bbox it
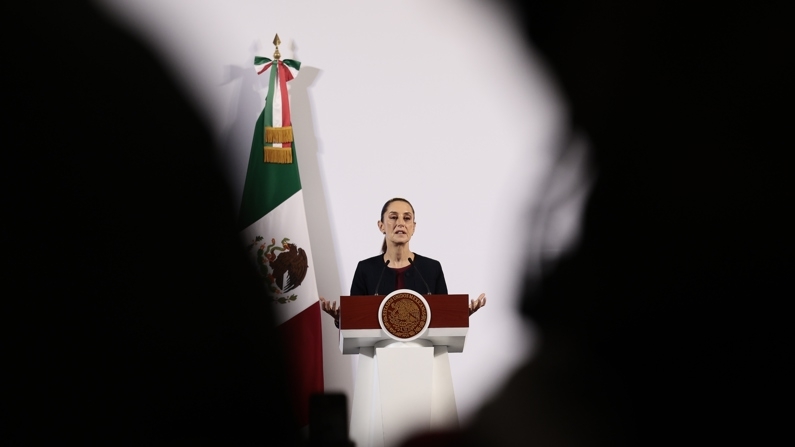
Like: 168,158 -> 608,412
339,291 -> 469,447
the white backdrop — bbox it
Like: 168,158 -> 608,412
96,0 -> 578,424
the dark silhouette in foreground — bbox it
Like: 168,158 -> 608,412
4,2 -> 300,445
403,1 -> 792,445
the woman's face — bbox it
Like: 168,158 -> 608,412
378,201 -> 415,246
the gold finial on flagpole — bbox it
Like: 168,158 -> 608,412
272,34 -> 281,60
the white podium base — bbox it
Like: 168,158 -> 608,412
349,340 -> 459,447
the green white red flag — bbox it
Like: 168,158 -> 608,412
238,52 -> 323,428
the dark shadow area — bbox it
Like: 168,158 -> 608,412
403,0 -> 792,445
308,393 -> 355,447
3,2 -> 301,445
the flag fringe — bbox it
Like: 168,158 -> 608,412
265,126 -> 294,143
264,146 -> 293,164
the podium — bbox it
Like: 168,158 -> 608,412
339,290 -> 469,447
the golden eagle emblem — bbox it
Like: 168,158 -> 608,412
380,292 -> 428,339
247,236 -> 309,303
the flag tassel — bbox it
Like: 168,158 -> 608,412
264,146 -> 293,164
265,126 -> 294,143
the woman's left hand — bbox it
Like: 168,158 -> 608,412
469,293 -> 487,316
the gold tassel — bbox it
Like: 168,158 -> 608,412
264,146 -> 293,164
265,126 -> 294,143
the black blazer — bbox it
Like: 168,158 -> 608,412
350,253 -> 448,295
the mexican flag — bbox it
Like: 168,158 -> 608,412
238,54 -> 323,428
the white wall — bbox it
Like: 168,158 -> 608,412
96,0 -> 577,424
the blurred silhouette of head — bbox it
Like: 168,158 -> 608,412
4,2 -> 301,445
401,1 -> 792,446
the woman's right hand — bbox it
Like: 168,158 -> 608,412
318,296 -> 340,321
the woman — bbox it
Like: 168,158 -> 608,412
320,198 -> 486,327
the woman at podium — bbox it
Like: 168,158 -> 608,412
320,198 -> 486,326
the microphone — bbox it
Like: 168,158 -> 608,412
408,257 -> 431,294
375,259 -> 390,295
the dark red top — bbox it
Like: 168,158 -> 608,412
392,264 -> 411,290
393,265 -> 411,290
